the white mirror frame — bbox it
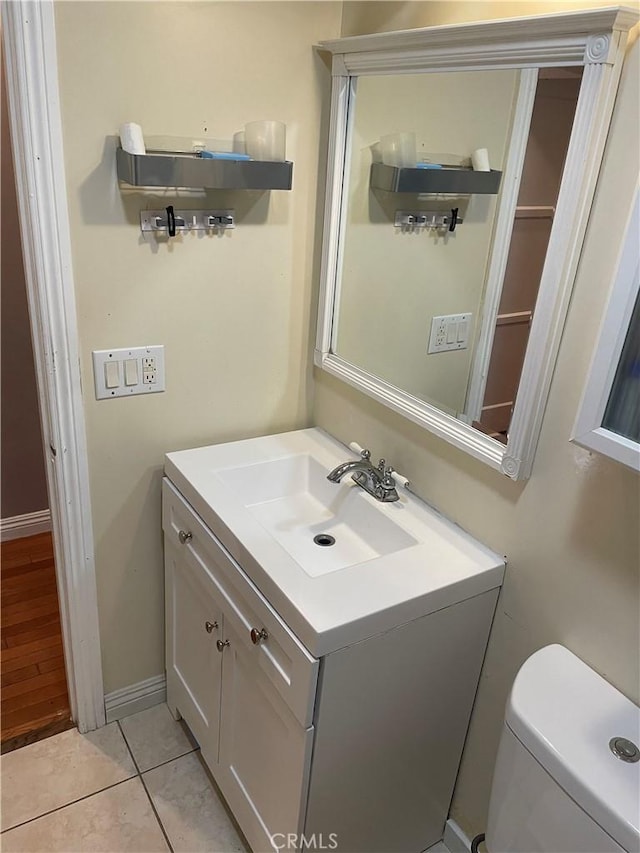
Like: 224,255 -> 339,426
572,188 -> 640,471
315,8 -> 638,480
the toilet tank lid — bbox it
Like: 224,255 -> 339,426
506,644 -> 640,853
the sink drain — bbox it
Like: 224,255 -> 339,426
313,533 -> 336,547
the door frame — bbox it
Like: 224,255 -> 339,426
2,0 -> 105,732
463,69 -> 538,425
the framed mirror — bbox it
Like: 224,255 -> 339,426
315,8 -> 638,479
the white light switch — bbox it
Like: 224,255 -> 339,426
104,361 -> 120,389
428,313 -> 472,354
92,346 -> 165,399
124,358 -> 138,386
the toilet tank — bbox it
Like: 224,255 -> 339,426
486,645 -> 640,853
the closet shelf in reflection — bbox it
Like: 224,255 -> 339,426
370,162 -> 502,195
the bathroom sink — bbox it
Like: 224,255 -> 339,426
215,454 -> 417,577
164,428 -> 504,656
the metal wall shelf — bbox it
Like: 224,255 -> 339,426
116,148 -> 293,191
370,162 -> 502,195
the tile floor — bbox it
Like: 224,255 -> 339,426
0,703 -> 248,852
0,702 -> 453,852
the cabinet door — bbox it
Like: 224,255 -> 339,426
165,541 -> 223,768
217,621 -> 314,853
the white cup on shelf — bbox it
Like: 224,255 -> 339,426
471,147 -> 490,171
119,122 -> 145,155
245,121 -> 286,161
232,131 -> 246,154
380,132 -> 416,168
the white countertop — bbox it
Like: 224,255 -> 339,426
164,428 -> 505,657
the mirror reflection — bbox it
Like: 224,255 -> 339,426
332,68 -> 581,442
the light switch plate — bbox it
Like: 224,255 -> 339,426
92,345 -> 165,399
428,313 -> 472,354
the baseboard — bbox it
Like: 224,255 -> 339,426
104,674 -> 166,723
444,819 -> 473,853
0,510 -> 51,542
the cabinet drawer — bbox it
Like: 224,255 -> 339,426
163,478 -> 318,727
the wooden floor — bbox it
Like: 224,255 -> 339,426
1,531 -> 73,752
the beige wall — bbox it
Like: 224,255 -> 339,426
337,70 -> 518,413
314,0 -> 640,837
54,1 -> 342,693
341,0 -> 637,36
1,53 -> 49,519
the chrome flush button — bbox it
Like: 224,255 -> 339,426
609,737 -> 640,762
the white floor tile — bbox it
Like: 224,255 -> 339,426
1,777 -> 169,852
120,703 -> 196,772
144,752 -> 247,852
0,722 -> 137,831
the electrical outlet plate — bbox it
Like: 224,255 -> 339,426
92,345 -> 165,399
428,313 -> 472,354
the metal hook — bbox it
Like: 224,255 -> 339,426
448,208 -> 459,233
167,205 -> 176,237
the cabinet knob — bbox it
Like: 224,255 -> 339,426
205,621 -> 218,634
178,530 -> 192,545
250,627 -> 269,645
216,639 -> 230,652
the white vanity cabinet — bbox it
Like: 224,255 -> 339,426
163,470 -> 501,853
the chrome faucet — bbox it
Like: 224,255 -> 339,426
327,448 -> 400,503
